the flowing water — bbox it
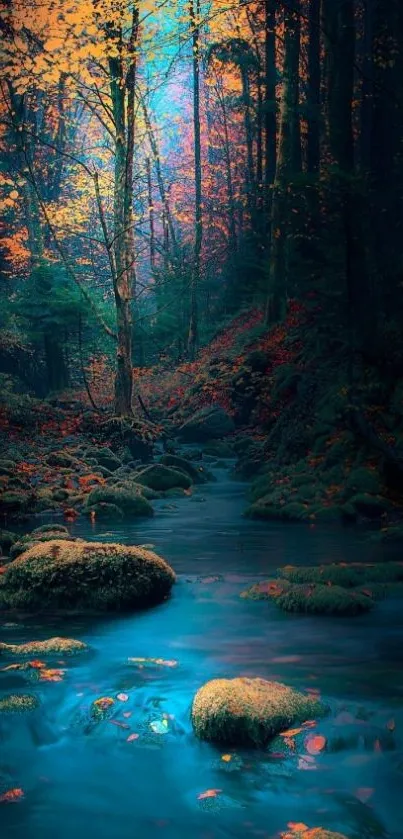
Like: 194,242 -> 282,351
1,464 -> 403,839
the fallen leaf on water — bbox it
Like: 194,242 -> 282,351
374,739 -> 382,752
280,727 -> 303,738
0,788 -> 24,803
128,657 -> 177,668
355,787 -> 374,803
109,720 -> 130,729
127,733 -> 139,742
123,711 -> 132,718
197,789 -> 222,801
221,754 -> 232,762
117,693 -> 129,702
305,734 -> 327,755
283,737 -> 296,751
39,668 -> 65,682
386,718 -> 396,731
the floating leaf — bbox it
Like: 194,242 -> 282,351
117,693 -> 129,702
386,718 -> 396,731
109,720 -> 130,729
0,788 -> 24,803
221,754 -> 232,762
127,733 -> 139,742
197,789 -> 222,800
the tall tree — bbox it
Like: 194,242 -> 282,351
188,0 -> 202,358
266,0 -> 301,323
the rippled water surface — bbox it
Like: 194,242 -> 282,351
1,466 -> 403,839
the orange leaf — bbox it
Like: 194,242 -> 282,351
127,733 -> 139,742
305,734 -> 327,755
197,789 -> 222,800
280,727 -> 303,738
0,788 -> 24,803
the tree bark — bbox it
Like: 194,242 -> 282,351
307,0 -> 321,173
188,0 -> 202,358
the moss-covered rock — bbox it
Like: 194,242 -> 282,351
0,694 -> 39,712
46,450 -> 78,468
85,447 -> 121,472
10,527 -> 74,561
178,406 -> 235,442
160,454 -> 209,484
85,486 -> 154,517
350,493 -> 391,518
135,463 -> 192,492
0,539 -> 175,612
274,583 -> 374,616
279,561 -> 403,587
344,466 -> 381,496
246,497 -> 310,521
0,637 -> 87,656
191,677 -> 327,746
241,579 -> 291,600
0,529 -> 17,555
203,440 -> 234,458
91,696 -> 115,721
0,490 -> 29,512
85,502 -> 124,521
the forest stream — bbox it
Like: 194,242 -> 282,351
1,462 -> 403,839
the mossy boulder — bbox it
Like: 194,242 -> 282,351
135,463 -> 192,492
10,526 -> 73,561
160,454 -> 209,484
91,696 -> 115,721
345,466 -> 381,497
0,540 -> 175,612
350,493 -> 391,518
274,583 -> 374,616
178,406 -> 235,442
246,497 -> 310,521
191,677 -> 327,747
0,490 -> 30,512
0,529 -> 17,555
85,486 -> 154,517
0,694 -> 39,713
85,502 -> 124,521
280,561 -> 403,587
0,637 -> 87,656
46,450 -> 78,468
203,440 -> 234,458
85,447 -> 121,472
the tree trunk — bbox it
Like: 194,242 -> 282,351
188,0 -> 202,358
265,0 -> 301,323
307,0 -> 321,173
264,0 -> 277,198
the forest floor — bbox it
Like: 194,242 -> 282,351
1,302 -> 403,547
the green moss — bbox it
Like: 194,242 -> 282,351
10,528 -> 74,561
0,693 -> 39,712
160,454 -> 209,483
135,464 -> 192,491
191,677 -> 328,746
179,406 -> 235,442
0,636 -> 87,656
1,539 -> 175,612
275,583 -> 374,616
241,579 -> 291,600
85,486 -> 154,518
52,488 -> 69,501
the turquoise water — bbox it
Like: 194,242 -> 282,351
1,468 -> 402,839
